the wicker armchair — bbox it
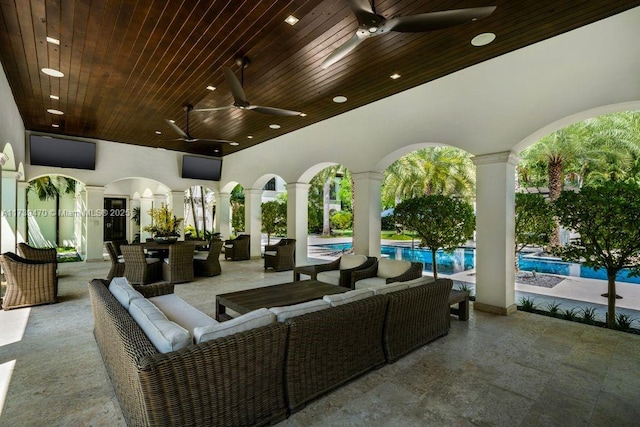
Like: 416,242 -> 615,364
193,240 -> 223,277
224,234 -> 250,261
352,259 -> 424,289
313,255 -> 377,288
264,238 -> 296,272
110,239 -> 128,256
105,242 -> 125,281
120,244 -> 162,285
17,243 -> 57,264
162,244 -> 195,284
0,252 -> 57,310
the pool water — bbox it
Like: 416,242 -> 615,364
311,243 -> 640,284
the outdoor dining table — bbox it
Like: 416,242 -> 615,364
141,239 -> 207,258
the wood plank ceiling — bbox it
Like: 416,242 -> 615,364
1,0 -> 639,157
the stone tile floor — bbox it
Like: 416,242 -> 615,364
0,258 -> 639,426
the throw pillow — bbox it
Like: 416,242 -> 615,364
129,298 -> 191,353
339,254 -> 368,270
108,277 -> 143,310
377,258 -> 411,278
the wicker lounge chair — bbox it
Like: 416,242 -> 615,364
0,252 -> 58,310
352,259 -> 424,289
224,234 -> 250,261
120,244 -> 162,285
313,255 -> 377,288
193,239 -> 223,276
17,242 -> 57,264
264,238 -> 296,272
162,244 -> 195,284
105,241 -> 125,281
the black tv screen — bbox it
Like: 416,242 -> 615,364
182,155 -> 222,181
30,135 -> 96,170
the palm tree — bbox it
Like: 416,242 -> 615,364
311,165 -> 349,236
28,176 -> 77,246
382,147 -> 475,207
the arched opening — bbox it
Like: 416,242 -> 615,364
184,185 -> 217,240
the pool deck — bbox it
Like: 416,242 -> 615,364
306,236 -> 640,321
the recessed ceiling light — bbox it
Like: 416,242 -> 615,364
230,142 -> 239,146
299,112 -> 307,117
47,108 -> 64,115
269,124 -> 281,129
333,96 -> 347,103
50,94 -> 59,100
155,130 -> 162,135
285,15 -> 299,26
471,33 -> 496,47
247,135 -> 253,139
46,36 -> 60,45
206,85 -> 216,91
390,73 -> 401,80
41,68 -> 64,78
51,124 -> 60,128
214,149 -> 219,153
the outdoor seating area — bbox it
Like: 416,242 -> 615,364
223,234 -> 251,261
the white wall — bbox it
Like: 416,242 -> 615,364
0,62 -> 25,166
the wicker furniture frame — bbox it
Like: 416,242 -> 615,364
89,279 -> 288,426
120,245 -> 162,285
264,238 -> 296,272
223,234 -> 250,261
313,256 -> 377,288
105,242 -> 125,281
383,278 -> 453,362
351,261 -> 424,288
17,242 -> 57,264
161,244 -> 195,284
193,240 -> 223,277
0,252 -> 57,310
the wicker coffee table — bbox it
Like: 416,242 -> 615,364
216,280 -> 347,321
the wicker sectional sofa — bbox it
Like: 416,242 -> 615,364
89,276 -> 453,426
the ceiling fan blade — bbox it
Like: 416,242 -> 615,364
223,66 -> 248,105
165,119 -> 189,139
386,6 -> 496,33
193,105 -> 234,112
195,138 -> 236,144
346,0 -> 377,26
321,31 -> 368,69
248,105 -> 301,116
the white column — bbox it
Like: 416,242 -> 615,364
244,188 -> 262,258
16,181 -> 28,244
216,192 -> 231,240
473,151 -> 518,315
169,191 -> 185,240
287,182 -> 309,265
84,185 -> 105,262
352,172 -> 383,257
1,171 -> 18,253
139,197 -> 153,241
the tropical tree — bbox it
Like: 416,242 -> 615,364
514,192 -> 555,270
382,147 -> 475,207
309,165 -> 351,236
393,195 -> 475,279
261,200 -> 287,245
230,184 -> 245,233
28,175 -> 77,246
553,181 -> 640,328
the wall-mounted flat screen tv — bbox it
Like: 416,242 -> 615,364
182,155 -> 222,181
29,135 -> 96,170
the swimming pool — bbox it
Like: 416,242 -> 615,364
311,243 -> 640,284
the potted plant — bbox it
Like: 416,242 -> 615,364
143,204 -> 184,243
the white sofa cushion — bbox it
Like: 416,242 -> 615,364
146,257 -> 161,264
129,298 -> 191,353
269,299 -> 330,322
194,308 -> 275,344
339,254 -> 368,270
323,289 -> 374,307
354,277 -> 387,289
316,270 -> 341,286
150,294 -> 217,335
404,276 -> 436,288
264,250 -> 277,256
377,258 -> 411,279
193,251 -> 209,261
369,281 -> 410,295
108,277 -> 143,310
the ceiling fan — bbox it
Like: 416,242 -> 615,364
164,104 -> 236,144
194,57 -> 302,117
322,0 -> 497,69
